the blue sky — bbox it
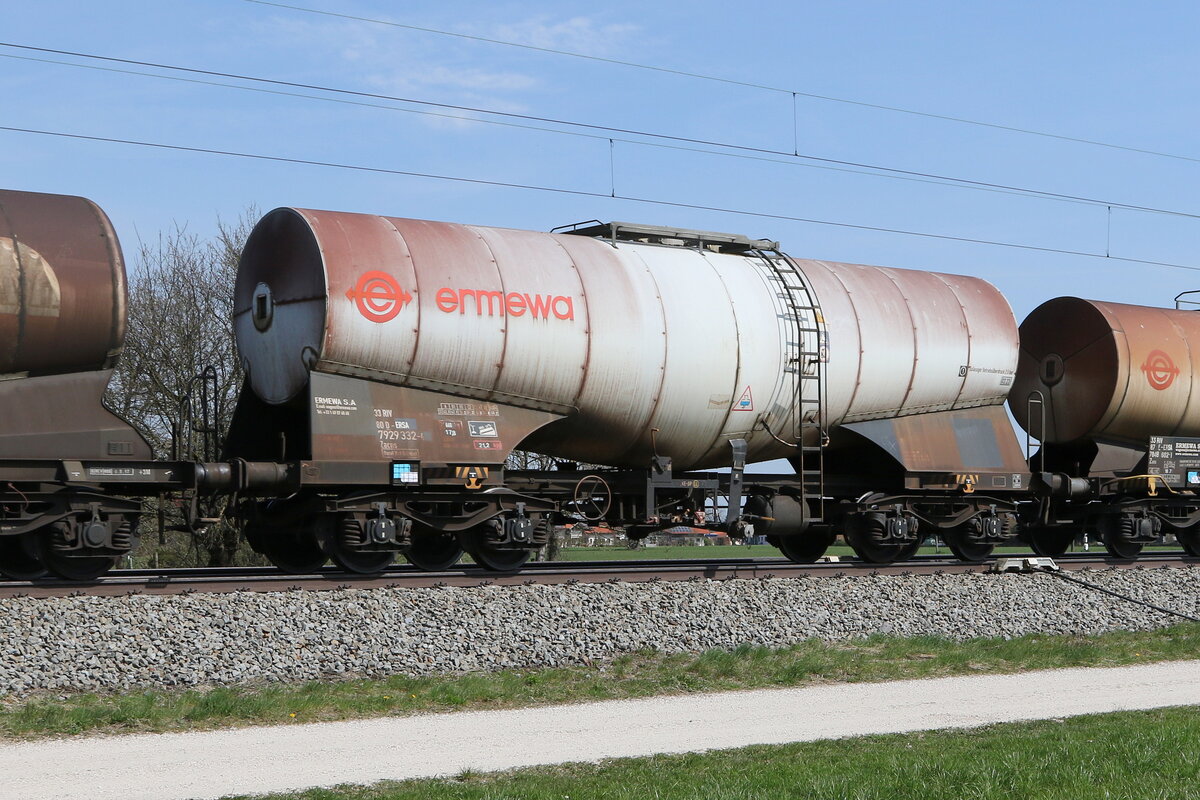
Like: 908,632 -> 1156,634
3,0 -> 1199,323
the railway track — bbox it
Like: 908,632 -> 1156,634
1,551 -> 1195,598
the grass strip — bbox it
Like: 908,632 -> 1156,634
3,622 -> 1199,740
231,706 -> 1200,799
550,542 -> 1166,560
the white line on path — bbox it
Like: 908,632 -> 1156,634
3,660 -> 1199,800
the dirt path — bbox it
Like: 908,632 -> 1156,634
3,660 -> 1199,800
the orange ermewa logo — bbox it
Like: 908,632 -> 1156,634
347,271 -> 576,324
345,271 -> 412,323
1141,350 -> 1180,391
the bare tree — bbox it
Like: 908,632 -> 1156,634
505,450 -> 561,470
106,209 -> 258,566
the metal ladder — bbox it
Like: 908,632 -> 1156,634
749,248 -> 827,522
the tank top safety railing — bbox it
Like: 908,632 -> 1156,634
1174,290 -> 1200,311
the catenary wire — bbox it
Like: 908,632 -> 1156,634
0,51 -> 1120,212
2,41 -> 1199,222
4,122 -> 1200,275
242,0 -> 1200,166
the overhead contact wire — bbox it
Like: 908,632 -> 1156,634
243,0 -> 1200,165
0,51 -> 1128,211
5,123 -> 1200,275
2,42 -> 1199,221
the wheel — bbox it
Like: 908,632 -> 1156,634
37,525 -> 115,581
0,533 -> 47,579
775,529 -> 834,563
942,523 -> 994,563
843,514 -> 915,564
895,537 -> 924,561
328,546 -> 393,574
1026,524 -> 1077,557
1175,525 -> 1200,557
320,517 -> 394,575
460,524 -> 531,572
405,525 -> 463,571
1098,515 -> 1143,560
245,520 -> 327,574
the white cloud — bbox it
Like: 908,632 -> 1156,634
489,16 -> 639,57
243,11 -> 645,130
391,66 -> 538,93
254,15 -> 539,101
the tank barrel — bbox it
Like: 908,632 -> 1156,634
1012,297 -> 1200,445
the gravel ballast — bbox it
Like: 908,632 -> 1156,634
1,567 -> 1198,698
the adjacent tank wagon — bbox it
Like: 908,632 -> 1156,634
1011,296 -> 1200,558
0,190 -> 157,579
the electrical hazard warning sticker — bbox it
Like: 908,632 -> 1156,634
735,386 -> 754,411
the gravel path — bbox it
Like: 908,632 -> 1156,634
2,567 -> 1199,697
2,660 -> 1198,800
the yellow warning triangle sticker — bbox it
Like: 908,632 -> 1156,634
735,386 -> 754,411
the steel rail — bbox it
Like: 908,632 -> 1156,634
0,552 -> 1194,599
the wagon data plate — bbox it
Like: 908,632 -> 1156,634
1147,436 -> 1200,488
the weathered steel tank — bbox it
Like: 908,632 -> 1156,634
1011,296 -> 1200,445
234,210 -> 1019,470
0,188 -> 153,581
0,188 -> 149,460
0,188 -> 127,377
803,259 -> 1018,422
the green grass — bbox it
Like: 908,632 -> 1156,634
229,706 -> 1200,799
552,541 -> 1182,561
555,543 -> 903,560
553,544 -> 788,560
121,538 -> 1178,570
4,624 -> 1199,740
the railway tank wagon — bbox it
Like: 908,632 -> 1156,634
230,210 -> 1029,569
0,188 -> 156,579
1011,296 -> 1200,558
